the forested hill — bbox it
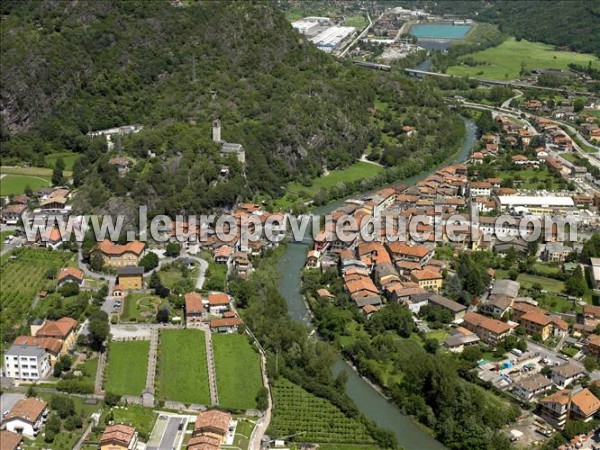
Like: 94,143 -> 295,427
1,1 -> 462,214
413,0 -> 600,57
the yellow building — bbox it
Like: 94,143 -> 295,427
520,311 -> 553,341
410,268 -> 443,292
116,266 -> 144,290
93,240 -> 145,268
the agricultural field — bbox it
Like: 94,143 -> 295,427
45,152 -> 80,171
0,249 -> 73,347
269,378 -> 375,444
105,340 -> 150,396
212,334 -> 263,410
157,329 -> 210,405
121,293 -> 163,322
447,37 -> 600,80
0,173 -> 51,196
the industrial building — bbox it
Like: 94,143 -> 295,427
291,16 -> 331,37
309,26 -> 356,53
496,195 -> 575,215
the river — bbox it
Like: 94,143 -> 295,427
276,118 -> 477,450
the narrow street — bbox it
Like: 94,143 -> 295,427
203,326 -> 219,405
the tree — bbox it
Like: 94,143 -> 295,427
26,385 -> 37,398
584,356 -> 599,372
565,266 -> 587,297
88,311 -> 110,350
90,251 -> 104,272
424,338 -> 439,354
44,414 -> 61,442
58,281 -> 80,297
149,271 -> 162,289
139,252 -> 159,272
104,392 -> 120,407
50,394 -> 75,418
156,307 -> 170,323
256,387 -> 269,410
165,242 -> 181,257
573,98 -> 585,112
52,157 -> 65,186
53,355 -> 73,377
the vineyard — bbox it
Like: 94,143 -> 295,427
0,248 -> 73,346
269,378 -> 375,444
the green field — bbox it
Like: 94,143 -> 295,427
105,340 -> 150,396
269,378 -> 375,444
287,161 -> 383,197
0,173 -> 51,195
157,329 -> 210,405
121,293 -> 163,322
213,334 -> 263,410
45,152 -> 80,171
447,37 -> 600,80
0,249 -> 73,347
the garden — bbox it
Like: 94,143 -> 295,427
212,334 -> 263,410
104,340 -> 150,396
120,293 -> 163,322
156,329 -> 210,405
0,248 -> 73,347
269,378 -> 376,444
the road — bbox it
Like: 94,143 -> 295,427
147,415 -> 186,450
248,334 -> 272,450
339,12 -> 375,58
501,89 -> 523,109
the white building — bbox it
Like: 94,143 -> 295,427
550,362 -> 586,389
497,195 -> 575,215
2,397 -> 48,438
3,344 -> 51,381
309,26 -> 356,52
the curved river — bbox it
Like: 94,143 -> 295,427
277,119 -> 477,450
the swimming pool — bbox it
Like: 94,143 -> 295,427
410,23 -> 472,40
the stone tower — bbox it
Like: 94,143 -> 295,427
212,119 -> 222,143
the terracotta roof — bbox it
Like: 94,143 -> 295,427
36,317 -> 78,339
521,311 -> 553,326
571,388 -> 600,417
463,312 -> 511,335
345,278 -> 379,295
208,292 -> 230,306
0,430 -> 22,450
210,317 -> 243,329
4,398 -> 47,424
57,267 -> 84,283
583,305 -> 600,318
188,434 -> 221,450
94,240 -> 145,256
14,336 -> 63,354
185,292 -> 204,314
194,410 -> 231,435
317,289 -> 335,298
100,424 -> 136,447
410,268 -> 442,281
215,245 -> 233,258
385,242 -> 431,258
539,389 -> 571,406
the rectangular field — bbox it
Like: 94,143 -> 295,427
105,340 -> 150,396
0,173 -> 51,196
212,334 -> 263,410
45,152 -> 80,171
447,37 -> 600,80
157,329 -> 210,405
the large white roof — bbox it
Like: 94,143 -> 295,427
498,195 -> 574,207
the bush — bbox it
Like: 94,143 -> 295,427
56,378 -> 94,394
104,392 -> 121,407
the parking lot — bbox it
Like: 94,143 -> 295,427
503,413 -> 554,448
146,413 -> 193,450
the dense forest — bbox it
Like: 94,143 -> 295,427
412,0 -> 600,57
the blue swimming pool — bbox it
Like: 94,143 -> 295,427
410,23 -> 472,40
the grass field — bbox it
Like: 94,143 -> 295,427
157,329 -> 210,405
105,340 -> 150,396
212,334 -> 263,410
0,249 -> 73,348
0,173 -> 51,195
282,161 -> 383,206
269,377 -> 375,444
45,152 -> 80,171
121,293 -> 162,322
447,37 -> 600,80
1,165 -> 72,177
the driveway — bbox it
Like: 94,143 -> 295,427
147,414 -> 189,450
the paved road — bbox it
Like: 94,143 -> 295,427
147,415 -> 186,450
339,12 -> 376,58
248,332 -> 272,450
501,89 -> 523,109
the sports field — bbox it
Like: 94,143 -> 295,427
105,340 -> 149,396
0,173 -> 51,195
447,37 -> 600,80
213,334 -> 263,410
157,329 -> 210,405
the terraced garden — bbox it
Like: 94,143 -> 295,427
105,341 -> 150,396
156,329 -> 210,405
269,378 -> 375,444
0,248 -> 73,346
213,334 -> 263,410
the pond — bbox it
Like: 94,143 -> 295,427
410,23 -> 472,40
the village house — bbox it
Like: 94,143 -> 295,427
539,389 -> 571,429
2,397 -> 48,438
550,362 -> 586,389
409,268 -> 443,292
427,294 -> 467,321
462,312 -> 513,344
513,373 -> 553,401
586,334 -> 600,358
188,409 -> 232,450
185,292 -> 204,326
99,424 -> 138,450
116,266 -> 144,290
443,327 -> 480,353
1,204 -> 27,225
2,344 -> 51,381
13,335 -> 62,363
542,242 -> 572,262
0,430 -> 22,450
209,315 -> 243,333
570,388 -> 600,422
207,292 -> 231,315
31,317 -> 78,355
92,240 -> 145,268
214,245 -> 233,264
56,267 -> 84,286
470,181 -> 492,198
385,242 -> 433,267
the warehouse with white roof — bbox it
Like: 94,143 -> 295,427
496,195 -> 575,215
